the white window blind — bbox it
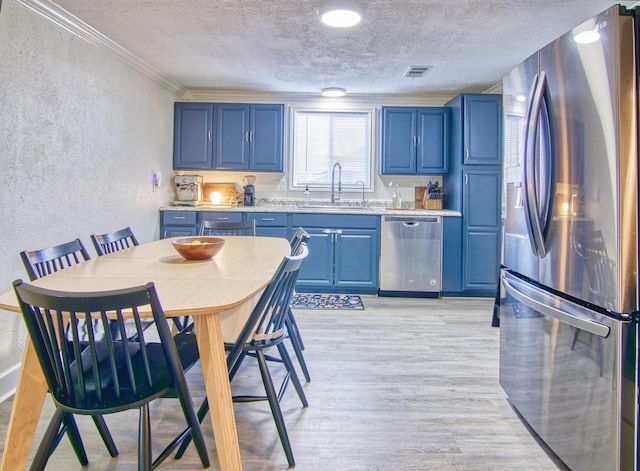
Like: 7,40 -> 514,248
292,109 -> 372,189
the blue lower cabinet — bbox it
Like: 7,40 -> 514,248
334,230 -> 378,289
292,214 -> 380,293
441,216 -> 462,294
297,229 -> 334,288
161,211 -> 198,239
247,213 -> 288,238
200,212 -> 243,224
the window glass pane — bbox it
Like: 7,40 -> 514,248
292,109 -> 372,189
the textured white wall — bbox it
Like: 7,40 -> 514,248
0,0 -> 176,376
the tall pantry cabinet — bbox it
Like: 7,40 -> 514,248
442,94 -> 503,296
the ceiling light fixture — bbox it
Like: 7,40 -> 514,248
319,0 -> 363,28
321,87 -> 347,97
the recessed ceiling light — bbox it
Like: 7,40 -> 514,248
321,87 -> 347,97
319,1 -> 363,28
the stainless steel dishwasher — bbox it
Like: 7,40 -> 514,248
379,215 -> 442,296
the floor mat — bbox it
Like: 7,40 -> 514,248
290,294 -> 364,310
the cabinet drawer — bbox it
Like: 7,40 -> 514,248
291,213 -> 379,230
247,213 -> 287,226
162,211 -> 197,226
199,212 -> 243,223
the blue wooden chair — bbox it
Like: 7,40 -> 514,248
176,244 -> 309,467
12,280 -> 210,471
90,226 -> 139,256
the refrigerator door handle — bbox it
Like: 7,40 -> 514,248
503,273 -> 611,338
523,72 -> 547,257
522,73 -> 543,256
536,72 -> 554,252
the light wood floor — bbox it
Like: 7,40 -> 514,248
0,296 -> 569,470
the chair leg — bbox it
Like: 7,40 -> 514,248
175,349 -> 250,460
285,315 -> 311,382
256,350 -> 296,467
278,343 -> 308,408
287,308 -> 305,350
138,404 -> 152,471
32,409 -> 85,471
174,394 -> 211,460
172,359 -> 211,468
63,413 -> 89,466
92,415 -> 119,457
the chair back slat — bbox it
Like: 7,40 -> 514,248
199,220 -> 256,236
91,227 -> 139,256
20,239 -> 91,281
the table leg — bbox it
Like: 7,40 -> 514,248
194,312 -> 243,471
0,340 -> 48,471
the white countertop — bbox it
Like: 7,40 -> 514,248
160,204 -> 461,217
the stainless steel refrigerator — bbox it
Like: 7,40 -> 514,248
499,5 -> 638,471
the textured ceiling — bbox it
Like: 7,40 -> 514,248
53,0 -> 639,95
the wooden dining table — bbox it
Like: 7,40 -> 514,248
0,235 -> 291,471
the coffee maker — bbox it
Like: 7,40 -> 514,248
173,175 -> 202,206
243,175 -> 256,206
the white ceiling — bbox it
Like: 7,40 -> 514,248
52,0 -> 638,96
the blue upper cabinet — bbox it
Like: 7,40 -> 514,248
250,105 -> 284,171
461,95 -> 502,165
215,104 -> 249,169
216,104 -> 284,172
416,108 -> 450,173
380,107 -> 449,175
381,107 -> 417,174
173,103 -> 214,170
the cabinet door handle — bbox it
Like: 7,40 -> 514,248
245,131 -> 250,142
464,174 -> 469,185
416,136 -> 421,147
335,229 -> 343,234
322,229 -> 333,234
217,217 -> 230,220
465,148 -> 470,161
412,136 -> 417,147
261,217 -> 275,221
250,131 -> 254,142
174,216 -> 186,220
208,130 -> 212,141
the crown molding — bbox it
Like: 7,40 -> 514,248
15,0 -> 186,96
483,82 -> 503,94
183,89 -> 457,107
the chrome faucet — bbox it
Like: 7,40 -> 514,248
331,162 -> 342,204
355,180 -> 366,206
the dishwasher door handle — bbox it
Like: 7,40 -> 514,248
403,222 -> 420,227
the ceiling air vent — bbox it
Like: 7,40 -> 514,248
403,66 -> 432,78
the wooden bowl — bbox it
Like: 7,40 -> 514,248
172,237 -> 225,260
